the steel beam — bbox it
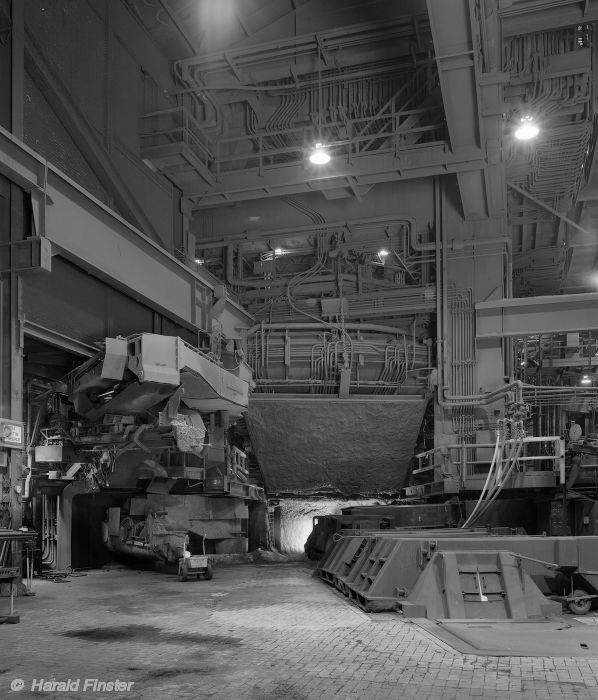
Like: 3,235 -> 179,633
10,0 -> 23,138
249,394 -> 426,402
500,0 -> 598,38
427,0 -> 489,220
508,182 -> 592,236
0,178 -> 26,578
0,125 -> 253,340
188,145 -> 485,208
156,0 -> 200,56
24,27 -> 166,246
175,17 -> 430,87
22,320 -> 96,357
427,0 -> 507,222
476,292 -> 598,338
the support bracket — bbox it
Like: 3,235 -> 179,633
0,237 -> 51,274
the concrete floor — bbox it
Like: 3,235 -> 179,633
2,560 -> 598,700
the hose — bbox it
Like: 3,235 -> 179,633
465,436 -> 525,527
461,430 -> 505,527
461,426 -> 505,528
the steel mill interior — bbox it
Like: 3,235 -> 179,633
2,1 -> 598,699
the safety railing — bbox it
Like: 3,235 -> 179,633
414,435 -> 565,487
140,106 -> 447,182
140,107 -> 215,172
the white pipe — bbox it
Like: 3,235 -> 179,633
462,428 -> 504,528
469,436 -> 525,525
410,215 -> 509,252
435,178 -> 443,409
247,322 -> 408,336
24,467 -> 32,500
198,215 -> 415,247
438,380 -> 524,408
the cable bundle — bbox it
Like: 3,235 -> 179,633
462,418 -> 526,528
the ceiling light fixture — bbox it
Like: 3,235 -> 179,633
308,52 -> 331,166
274,248 -> 283,256
581,374 -> 592,385
194,258 -> 204,265
378,249 -> 389,258
309,144 -> 331,165
514,115 -> 539,140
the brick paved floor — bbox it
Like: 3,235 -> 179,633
1,562 -> 597,700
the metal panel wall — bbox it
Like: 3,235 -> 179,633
23,73 -> 108,205
22,0 -> 179,248
22,257 -> 188,347
24,0 -> 106,133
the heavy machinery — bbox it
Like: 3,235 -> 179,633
317,530 -> 598,618
304,502 -> 464,560
311,404 -> 598,624
28,333 -> 265,571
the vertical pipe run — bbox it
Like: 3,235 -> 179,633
435,177 -> 444,426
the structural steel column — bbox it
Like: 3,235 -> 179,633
10,0 -> 24,139
0,177 -> 25,592
7,184 -> 24,531
0,1 -> 26,590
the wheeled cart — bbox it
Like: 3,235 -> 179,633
178,554 -> 213,581
178,535 -> 213,582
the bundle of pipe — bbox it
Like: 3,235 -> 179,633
41,494 -> 58,569
462,419 -> 525,528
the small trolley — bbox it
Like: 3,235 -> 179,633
178,535 -> 213,582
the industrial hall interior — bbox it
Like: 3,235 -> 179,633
4,0 -> 598,699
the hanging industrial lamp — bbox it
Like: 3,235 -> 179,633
309,143 -> 331,165
514,115 -> 539,140
309,53 -> 331,165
